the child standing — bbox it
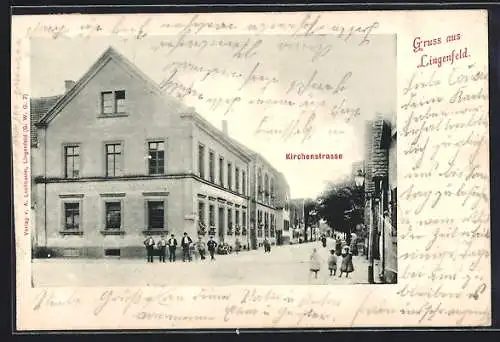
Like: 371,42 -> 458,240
339,246 -> 354,278
309,248 -> 321,279
327,249 -> 338,276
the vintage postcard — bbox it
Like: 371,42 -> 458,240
12,9 -> 490,330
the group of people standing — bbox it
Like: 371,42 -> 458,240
143,233 -> 219,263
309,234 -> 355,280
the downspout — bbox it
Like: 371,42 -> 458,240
43,126 -> 47,247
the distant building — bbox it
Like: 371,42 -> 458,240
31,46 -> 290,258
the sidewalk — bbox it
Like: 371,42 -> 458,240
31,241 -> 370,286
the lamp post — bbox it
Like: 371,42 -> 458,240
354,169 -> 373,283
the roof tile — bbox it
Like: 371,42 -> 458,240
30,95 -> 63,147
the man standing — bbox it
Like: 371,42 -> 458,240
181,232 -> 193,262
144,235 -> 155,263
207,236 -> 218,261
168,234 -> 177,262
157,234 -> 167,263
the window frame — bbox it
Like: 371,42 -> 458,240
103,200 -> 124,231
209,203 -> 216,227
218,156 -> 224,187
242,170 -> 246,195
62,143 -> 81,179
144,199 -> 167,232
100,90 -> 127,115
198,143 -> 205,179
227,208 -> 233,231
146,139 -> 166,175
198,201 -> 206,227
104,141 -> 124,177
235,167 -> 240,193
227,162 -> 232,190
242,211 -> 247,235
208,150 -> 215,183
60,198 -> 84,235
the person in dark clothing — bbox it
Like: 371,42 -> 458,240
263,239 -> 271,253
144,236 -> 155,263
157,235 -> 167,262
335,237 -> 342,256
207,236 -> 218,261
181,232 -> 193,262
321,234 -> 327,248
167,234 -> 178,262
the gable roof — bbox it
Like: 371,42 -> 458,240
33,46 -> 286,179
37,46 -> 187,127
30,95 -> 63,146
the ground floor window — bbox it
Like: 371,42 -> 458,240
264,213 -> 269,237
227,208 -> 233,235
270,214 -> 275,237
147,201 -> 165,230
105,202 -> 121,230
64,202 -> 80,231
242,211 -> 247,235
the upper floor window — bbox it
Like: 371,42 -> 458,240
235,167 -> 240,193
209,150 -> 215,183
242,171 -> 246,195
101,90 -> 126,114
219,156 -> 224,187
105,143 -> 122,177
257,169 -> 262,200
148,141 -> 165,175
64,145 -> 80,179
198,143 -> 205,179
227,162 -> 232,190
264,174 -> 269,203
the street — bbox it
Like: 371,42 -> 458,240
31,240 -> 370,287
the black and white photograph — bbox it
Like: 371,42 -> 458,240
29,32 -> 397,287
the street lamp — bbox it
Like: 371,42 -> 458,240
354,169 -> 373,283
354,169 -> 365,187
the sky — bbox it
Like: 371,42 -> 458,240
31,34 -> 396,198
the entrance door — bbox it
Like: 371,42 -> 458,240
218,207 -> 225,243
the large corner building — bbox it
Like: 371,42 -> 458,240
31,46 -> 291,258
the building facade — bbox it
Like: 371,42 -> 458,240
31,46 -> 289,258
364,114 -> 397,283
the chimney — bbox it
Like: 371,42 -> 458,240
65,80 -> 76,93
222,120 -> 228,135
